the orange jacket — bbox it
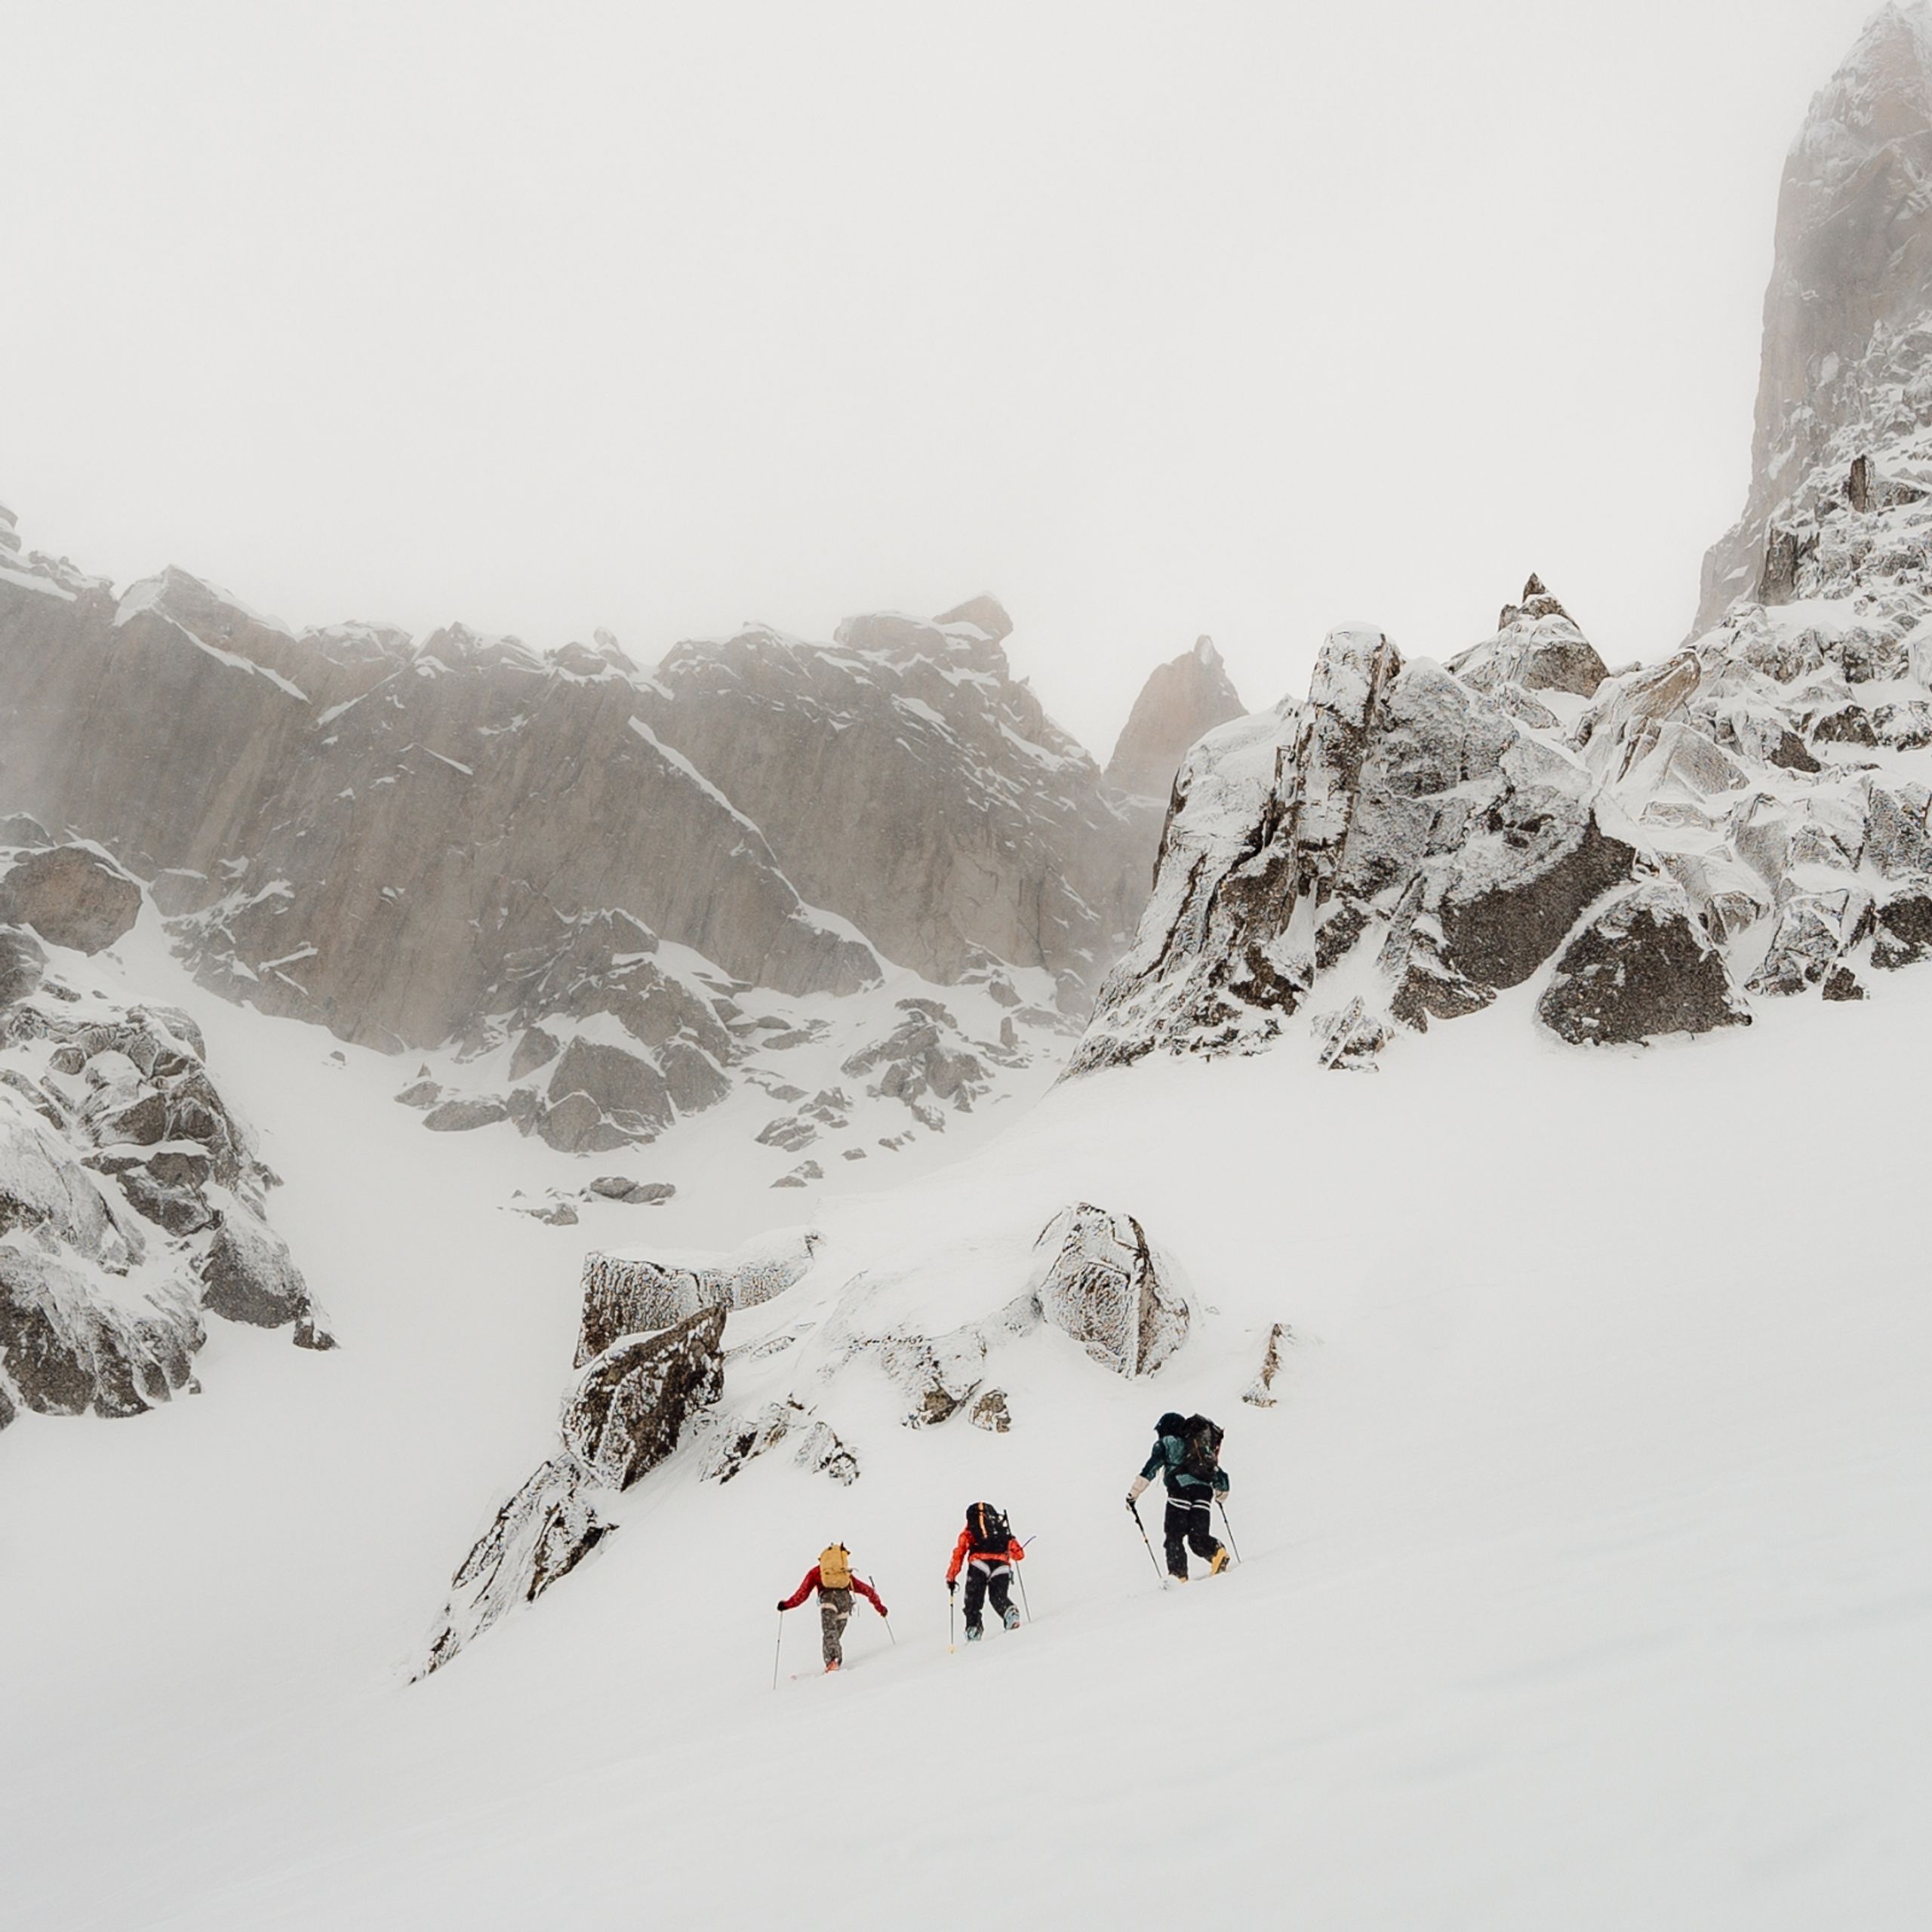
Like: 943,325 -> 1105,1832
946,1530 -> 1025,1583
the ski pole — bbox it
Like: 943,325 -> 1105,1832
771,1611 -> 784,1692
948,1584 -> 957,1654
1014,1558 -> 1032,1624
1217,1497 -> 1242,1564
1128,1497 -> 1164,1581
868,1577 -> 897,1644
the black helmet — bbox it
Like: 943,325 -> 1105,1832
1156,1411 -> 1187,1437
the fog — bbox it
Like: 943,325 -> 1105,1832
0,0 -> 1881,755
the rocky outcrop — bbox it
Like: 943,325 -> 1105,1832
1242,1324 -> 1288,1409
575,1229 -> 820,1366
1449,578 -> 1609,702
418,1457 -> 616,1678
560,1304 -> 728,1491
420,1284 -> 728,1672
0,843 -> 143,954
1026,1203 -> 1188,1378
1072,622 -> 1640,1070
1537,881 -> 1752,1046
1106,637 -> 1246,799
0,841 -> 324,1426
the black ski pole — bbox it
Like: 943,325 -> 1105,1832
948,1583 -> 957,1654
1217,1497 -> 1242,1564
771,1611 -> 784,1691
1128,1497 -> 1164,1581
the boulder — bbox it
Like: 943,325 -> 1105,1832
422,1096 -> 509,1133
197,1210 -> 313,1329
417,1456 -> 615,1678
0,844 -> 142,954
1026,1203 -> 1189,1378
560,1303 -> 727,1490
1242,1323 -> 1288,1408
1537,881 -> 1752,1046
545,1038 -> 675,1135
575,1228 -> 818,1364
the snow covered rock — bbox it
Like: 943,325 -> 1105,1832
694,1398 -> 859,1485
1106,636 -> 1246,799
417,1457 -> 616,1678
196,1209 -> 315,1330
575,1229 -> 820,1366
560,1304 -> 728,1491
1449,577 -> 1609,701
1536,881 -> 1752,1047
1026,1202 -> 1189,1378
1072,623 -> 1636,1072
0,844 -> 142,955
0,1244 -> 203,1419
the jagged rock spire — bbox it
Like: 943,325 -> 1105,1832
1104,634 -> 1245,798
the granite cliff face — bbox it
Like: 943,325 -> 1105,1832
0,526 -> 1168,1087
1699,2 -> 1932,630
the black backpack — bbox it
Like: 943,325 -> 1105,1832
966,1501 -> 1010,1555
1177,1414 -> 1223,1483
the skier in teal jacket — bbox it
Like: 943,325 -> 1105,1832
1128,1411 -> 1230,1582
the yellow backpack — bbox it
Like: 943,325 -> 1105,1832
819,1544 -> 853,1590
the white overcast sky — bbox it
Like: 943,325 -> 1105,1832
0,0 -> 1885,757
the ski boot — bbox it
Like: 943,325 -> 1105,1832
965,1625 -> 983,1642
1210,1546 -> 1232,1576
824,1659 -> 841,1673
1002,1604 -> 1021,1632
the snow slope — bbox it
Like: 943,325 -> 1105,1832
5,917 -> 1929,1929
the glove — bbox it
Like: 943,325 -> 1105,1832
947,1579 -> 957,1596
1128,1475 -> 1149,1503
775,1600 -> 786,1612
877,1605 -> 891,1619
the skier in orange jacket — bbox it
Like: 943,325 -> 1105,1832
946,1502 -> 1024,1641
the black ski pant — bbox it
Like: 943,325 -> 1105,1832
961,1558 -> 1014,1632
1164,1491 -> 1221,1578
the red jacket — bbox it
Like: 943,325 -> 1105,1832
780,1566 -> 888,1614
946,1531 -> 1025,1583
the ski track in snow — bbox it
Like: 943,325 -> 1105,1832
4,918 -> 1931,1930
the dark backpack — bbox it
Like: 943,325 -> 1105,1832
966,1501 -> 1010,1555
1177,1414 -> 1223,1483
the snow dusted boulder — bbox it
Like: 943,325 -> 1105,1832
418,1456 -> 616,1678
559,1303 -> 726,1491
1026,1203 -> 1189,1378
543,1037 -> 675,1141
0,844 -> 142,955
1105,636 -> 1246,799
575,1228 -> 820,1366
1537,881 -> 1752,1047
196,1207 -> 318,1331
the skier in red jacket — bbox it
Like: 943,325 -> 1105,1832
777,1543 -> 888,1672
946,1502 -> 1024,1641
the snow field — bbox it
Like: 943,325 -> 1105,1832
4,920 -> 1930,1928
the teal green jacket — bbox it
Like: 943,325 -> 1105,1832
1140,1432 -> 1230,1496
